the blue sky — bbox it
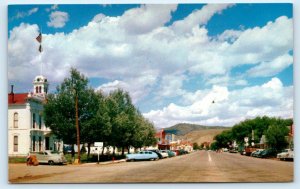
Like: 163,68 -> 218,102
8,4 -> 293,128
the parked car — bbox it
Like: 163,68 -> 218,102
30,150 -> 67,165
251,149 -> 264,157
159,150 -> 169,158
166,150 -> 176,157
126,151 -> 158,162
229,149 -> 238,153
277,149 -> 294,161
257,149 -> 277,158
179,149 -> 188,155
245,147 -> 258,156
148,149 -> 163,159
172,150 -> 180,156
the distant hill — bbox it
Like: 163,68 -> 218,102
163,123 -> 230,145
180,129 -> 229,145
164,123 -> 228,136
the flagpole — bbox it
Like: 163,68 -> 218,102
39,53 -> 43,75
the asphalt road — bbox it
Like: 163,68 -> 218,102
9,150 -> 293,183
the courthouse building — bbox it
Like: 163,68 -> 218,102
8,75 -> 63,157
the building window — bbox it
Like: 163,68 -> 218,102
39,86 -> 42,93
13,136 -> 18,152
13,112 -> 18,128
39,115 -> 42,129
36,86 -> 38,93
33,113 -> 36,128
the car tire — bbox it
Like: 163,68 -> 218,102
48,160 -> 54,165
130,159 -> 135,162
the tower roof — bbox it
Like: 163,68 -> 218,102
34,75 -> 48,83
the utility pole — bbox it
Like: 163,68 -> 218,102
75,91 -> 80,163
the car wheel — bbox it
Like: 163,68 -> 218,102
130,159 -> 135,162
48,160 -> 54,165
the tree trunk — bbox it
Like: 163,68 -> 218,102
113,146 -> 116,156
127,146 -> 130,154
87,143 -> 91,159
101,145 -> 105,155
71,144 -> 75,158
122,147 -> 125,156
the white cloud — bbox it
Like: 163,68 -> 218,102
247,54 -> 293,77
46,4 -> 59,12
172,4 -> 234,34
8,5 -> 293,128
120,4 -> 177,34
144,78 -> 293,128
11,7 -> 39,20
47,11 -> 69,28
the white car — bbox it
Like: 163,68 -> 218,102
277,149 -> 294,161
159,150 -> 169,158
30,150 -> 67,165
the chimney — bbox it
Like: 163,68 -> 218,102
10,85 -> 15,103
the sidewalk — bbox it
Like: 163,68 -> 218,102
72,159 -> 126,166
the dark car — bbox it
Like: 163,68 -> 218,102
148,149 -> 163,159
257,149 -> 277,158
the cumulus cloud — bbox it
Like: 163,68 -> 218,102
247,54 -> 293,77
47,11 -> 69,28
8,5 -> 293,127
172,4 -> 234,34
144,78 -> 293,128
120,4 -> 177,34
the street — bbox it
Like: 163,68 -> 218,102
9,150 -> 293,183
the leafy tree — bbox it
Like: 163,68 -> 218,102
193,142 -> 200,150
131,115 -> 156,149
214,130 -> 233,148
80,90 -> 112,157
265,124 -> 289,150
106,89 -> 138,155
44,68 -> 90,158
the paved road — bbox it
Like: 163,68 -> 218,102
9,150 -> 293,183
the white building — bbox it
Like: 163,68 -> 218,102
8,75 -> 63,157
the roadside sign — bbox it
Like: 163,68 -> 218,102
94,142 -> 103,164
94,142 -> 103,147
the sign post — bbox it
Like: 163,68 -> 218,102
94,142 -> 103,164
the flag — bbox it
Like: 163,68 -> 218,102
38,45 -> 43,52
36,33 -> 42,43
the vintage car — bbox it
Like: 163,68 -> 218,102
277,149 -> 294,161
30,150 -> 67,165
159,150 -> 169,158
126,151 -> 159,162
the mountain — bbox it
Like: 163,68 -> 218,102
164,123 -> 230,145
164,123 -> 228,136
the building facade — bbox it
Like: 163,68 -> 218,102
8,75 -> 63,157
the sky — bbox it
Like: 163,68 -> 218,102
7,3 -> 293,128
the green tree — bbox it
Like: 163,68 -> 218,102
265,124 -> 289,150
44,68 -> 90,159
80,90 -> 112,158
193,142 -> 199,150
106,89 -> 138,155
